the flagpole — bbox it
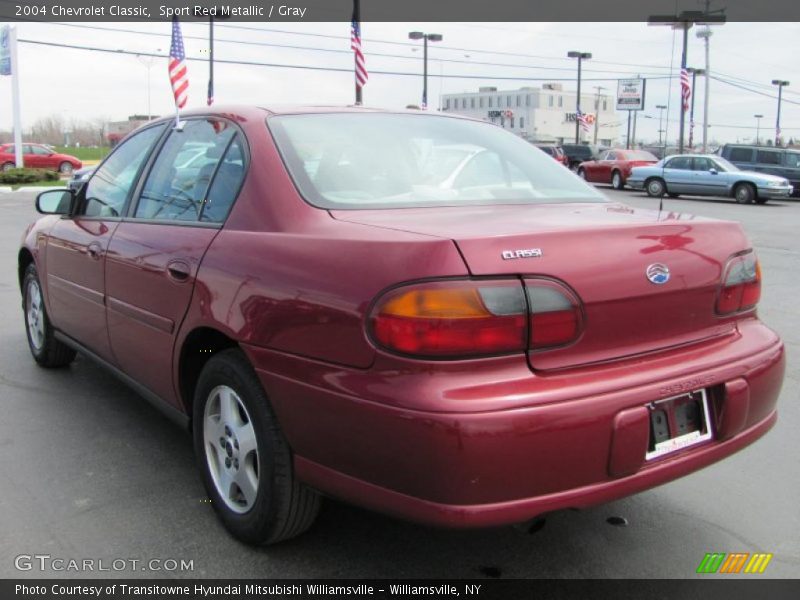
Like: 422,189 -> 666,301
353,0 -> 362,105
207,15 -> 214,106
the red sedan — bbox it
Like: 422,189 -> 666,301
577,149 -> 658,189
0,143 -> 82,174
20,106 -> 784,545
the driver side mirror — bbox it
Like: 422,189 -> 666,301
36,189 -> 75,215
709,168 -> 718,175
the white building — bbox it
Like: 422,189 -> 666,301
441,84 -> 618,146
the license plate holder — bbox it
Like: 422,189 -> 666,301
645,389 -> 713,461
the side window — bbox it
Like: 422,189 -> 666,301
31,145 -> 50,155
83,125 -> 164,218
200,135 -> 246,223
666,156 -> 691,170
728,147 -> 753,162
785,152 -> 800,168
756,150 -> 781,165
605,152 -> 616,161
693,157 -> 712,171
22,144 -> 33,154
134,118 -> 236,222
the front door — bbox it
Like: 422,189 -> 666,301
45,124 -> 166,362
105,117 -> 246,407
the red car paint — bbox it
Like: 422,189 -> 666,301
19,106 -> 784,528
579,149 -> 657,187
1,143 -> 82,172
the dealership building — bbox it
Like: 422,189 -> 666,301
441,84 -> 619,146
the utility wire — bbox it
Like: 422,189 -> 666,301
16,38 -> 673,83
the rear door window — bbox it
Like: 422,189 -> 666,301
728,147 -> 754,162
665,156 -> 692,170
134,118 -> 237,222
200,135 -> 246,223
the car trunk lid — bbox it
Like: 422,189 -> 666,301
331,202 -> 748,370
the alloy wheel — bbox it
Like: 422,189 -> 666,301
26,279 -> 45,352
203,385 -> 260,514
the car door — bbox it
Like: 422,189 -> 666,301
45,124 -> 166,363
21,144 -> 38,168
597,151 -> 617,183
105,117 -> 246,407
661,156 -> 694,193
691,157 -> 726,196
29,144 -> 54,169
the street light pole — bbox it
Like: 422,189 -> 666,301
593,85 -> 606,145
772,79 -> 789,146
686,67 -> 704,150
409,31 -> 442,109
649,10 -> 725,152
656,104 -> 667,147
568,51 -> 592,143
136,52 -> 161,121
754,114 -> 763,145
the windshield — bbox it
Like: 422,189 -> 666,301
268,113 -> 605,209
712,157 -> 740,172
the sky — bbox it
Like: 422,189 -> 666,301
0,20 -> 797,145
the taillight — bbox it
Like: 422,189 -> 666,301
716,251 -> 761,315
370,278 -> 584,358
525,279 -> 583,349
370,280 -> 527,357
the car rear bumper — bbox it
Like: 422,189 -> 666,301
244,319 -> 784,528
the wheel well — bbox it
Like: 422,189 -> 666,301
18,248 -> 34,291
179,328 -> 238,416
644,176 -> 664,186
732,181 -> 757,196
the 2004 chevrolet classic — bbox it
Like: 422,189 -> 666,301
19,106 -> 784,544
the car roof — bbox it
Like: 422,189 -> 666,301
149,104 -> 482,124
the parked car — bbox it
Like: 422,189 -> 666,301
628,154 -> 793,204
577,149 -> 658,189
719,144 -> 800,196
0,143 -> 82,174
533,143 -> 569,167
20,107 -> 784,545
561,143 -> 606,170
68,166 -> 95,192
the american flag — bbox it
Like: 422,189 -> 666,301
576,107 -> 591,133
351,18 -> 368,88
169,17 -> 189,109
680,68 -> 691,112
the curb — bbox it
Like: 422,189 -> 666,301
14,186 -> 54,192
0,186 -> 11,193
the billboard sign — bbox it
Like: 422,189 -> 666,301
617,78 -> 646,111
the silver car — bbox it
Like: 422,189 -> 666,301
627,154 -> 793,204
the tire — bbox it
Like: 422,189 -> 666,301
734,182 -> 755,204
577,168 -> 586,180
2,161 -> 14,172
611,170 -> 624,190
193,349 -> 320,545
668,193 -> 681,198
59,162 -> 74,175
22,264 -> 76,368
645,178 -> 666,198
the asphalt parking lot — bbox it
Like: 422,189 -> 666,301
0,188 -> 797,579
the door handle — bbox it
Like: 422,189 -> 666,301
87,242 -> 103,260
166,259 -> 191,283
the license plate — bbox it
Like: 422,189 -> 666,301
645,389 -> 713,461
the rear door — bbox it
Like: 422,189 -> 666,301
105,117 -> 246,407
662,156 -> 694,193
45,124 -> 166,362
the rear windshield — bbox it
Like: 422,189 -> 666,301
624,150 -> 658,161
268,113 -> 605,209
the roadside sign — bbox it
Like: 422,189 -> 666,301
617,78 -> 646,111
0,26 -> 11,76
